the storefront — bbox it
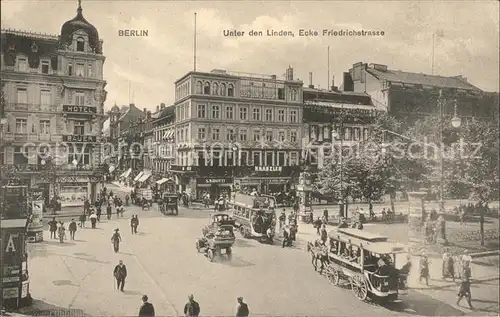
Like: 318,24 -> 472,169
196,178 -> 233,200
235,177 -> 291,194
57,175 -> 101,207
1,219 -> 31,309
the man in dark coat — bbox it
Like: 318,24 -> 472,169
184,294 -> 200,317
113,260 -> 127,291
138,295 -> 155,316
68,219 -> 77,240
235,297 -> 249,317
48,217 -> 58,239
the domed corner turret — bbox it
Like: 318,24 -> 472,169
60,0 -> 101,54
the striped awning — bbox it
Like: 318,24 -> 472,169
138,172 -> 152,183
156,177 -> 173,185
163,131 -> 174,140
120,168 -> 132,179
134,171 -> 144,182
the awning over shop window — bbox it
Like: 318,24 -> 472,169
134,171 -> 144,182
120,168 -> 132,179
156,178 -> 172,185
163,131 -> 174,140
138,172 -> 152,183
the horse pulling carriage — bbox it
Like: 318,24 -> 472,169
196,213 -> 236,262
158,194 -> 179,216
307,228 -> 406,305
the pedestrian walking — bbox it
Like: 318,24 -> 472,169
48,217 -> 58,239
57,222 -> 66,243
442,248 -> 455,281
111,228 -> 122,253
456,261 -> 473,308
320,224 -> 328,243
138,295 -> 155,316
96,205 -> 102,222
323,209 -> 329,224
419,252 -> 430,285
107,204 -> 112,220
84,199 -> 90,215
130,215 -> 138,234
68,219 -> 77,240
235,297 -> 249,317
79,212 -> 86,228
113,260 -> 127,292
90,212 -> 98,229
184,294 -> 200,317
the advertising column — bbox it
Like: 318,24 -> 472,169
26,187 -> 44,242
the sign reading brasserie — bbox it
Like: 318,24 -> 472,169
197,178 -> 232,185
63,105 -> 97,114
63,135 -> 97,143
255,166 -> 283,172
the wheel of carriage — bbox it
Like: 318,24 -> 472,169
350,275 -> 368,301
326,266 -> 339,286
207,249 -> 215,262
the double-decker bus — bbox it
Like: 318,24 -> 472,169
229,193 -> 276,242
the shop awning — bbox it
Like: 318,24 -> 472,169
138,172 -> 152,183
134,171 -> 144,182
163,131 -> 174,140
156,177 -> 173,185
120,168 -> 132,179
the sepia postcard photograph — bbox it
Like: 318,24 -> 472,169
0,0 -> 498,316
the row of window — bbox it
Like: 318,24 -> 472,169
176,150 -> 300,167
7,118 -> 87,135
197,104 -> 298,122
309,125 -> 371,142
15,56 -> 93,77
11,146 -> 91,165
196,81 -> 235,97
196,127 -> 297,143
15,88 -> 87,107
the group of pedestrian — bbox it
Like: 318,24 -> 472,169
423,212 -> 447,244
135,292 -> 249,317
48,217 -> 78,242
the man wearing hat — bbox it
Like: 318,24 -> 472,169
235,297 -> 249,317
183,294 -> 200,317
113,260 -> 127,292
138,294 -> 155,316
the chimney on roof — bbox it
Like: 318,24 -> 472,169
147,111 -> 151,119
143,108 -> 147,113
156,105 -> 160,112
308,72 -> 314,89
161,103 -> 165,109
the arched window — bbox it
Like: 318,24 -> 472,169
196,81 -> 203,94
76,37 -> 85,52
228,84 -> 234,97
220,83 -> 226,96
212,83 -> 219,95
290,89 -> 297,101
204,82 -> 211,94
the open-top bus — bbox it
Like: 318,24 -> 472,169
229,193 -> 276,242
315,227 -> 406,305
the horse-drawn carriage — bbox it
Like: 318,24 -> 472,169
307,228 -> 406,305
196,213 -> 236,262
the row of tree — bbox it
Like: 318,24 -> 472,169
314,112 -> 499,222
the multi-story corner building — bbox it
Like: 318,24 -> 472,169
152,104 -> 175,178
171,67 -> 304,198
0,2 -> 107,206
109,103 -> 145,175
343,62 -> 497,124
302,73 -> 377,170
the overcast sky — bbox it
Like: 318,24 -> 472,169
2,1 -> 499,111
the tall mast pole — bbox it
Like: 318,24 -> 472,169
327,46 -> 330,90
194,13 -> 197,71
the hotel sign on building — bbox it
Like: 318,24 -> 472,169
62,135 -> 97,143
62,105 -> 97,114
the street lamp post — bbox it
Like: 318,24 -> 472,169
438,90 -> 461,212
332,103 -> 346,218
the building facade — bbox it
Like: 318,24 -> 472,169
171,67 -> 304,198
343,62 -> 497,124
0,2 -> 107,206
302,75 -> 377,170
152,104 -> 175,178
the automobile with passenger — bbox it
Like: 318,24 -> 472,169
196,213 -> 235,262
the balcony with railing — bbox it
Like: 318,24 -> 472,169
2,133 -> 61,143
5,103 -> 58,113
